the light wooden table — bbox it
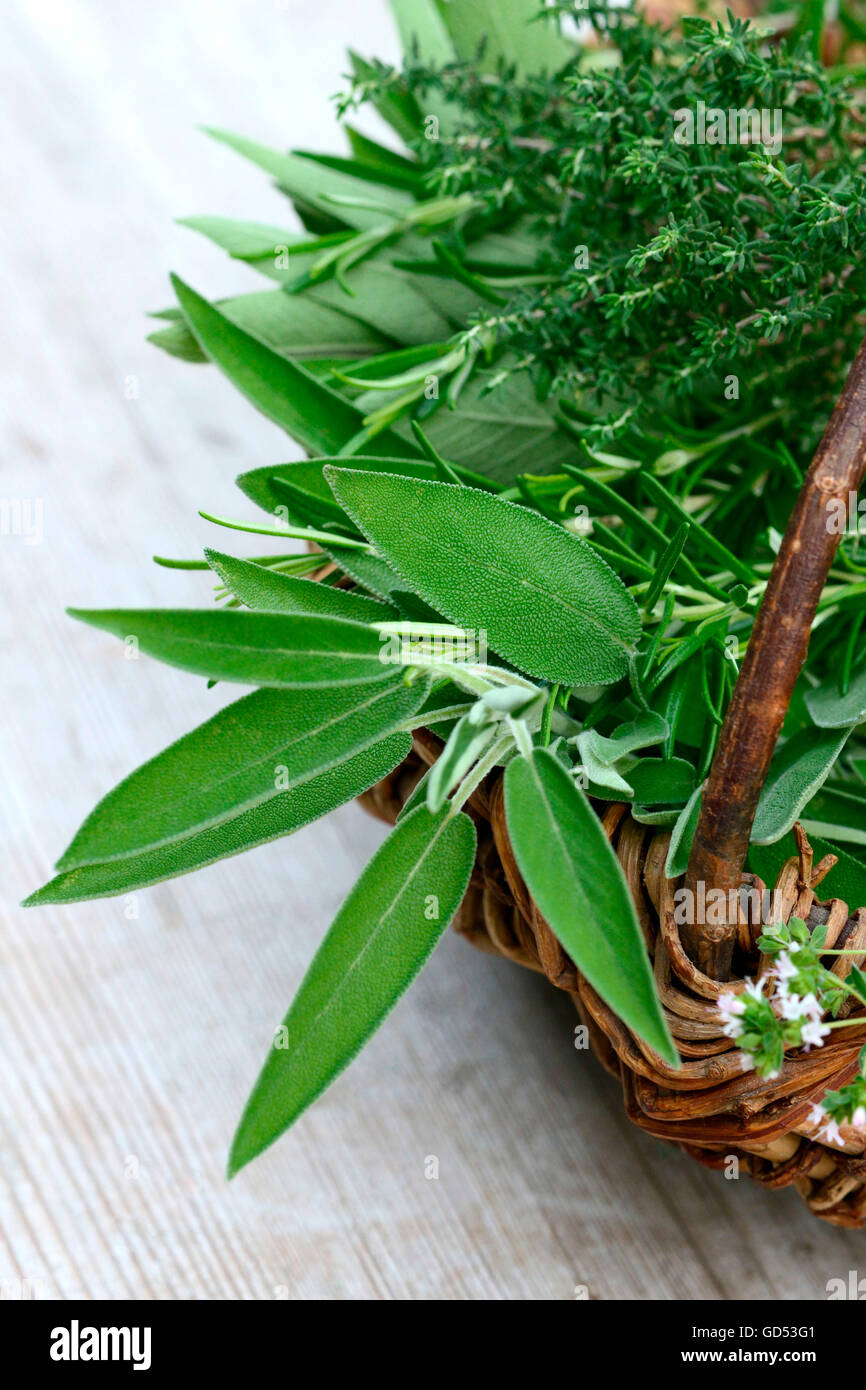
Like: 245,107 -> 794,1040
1,0 -> 862,1300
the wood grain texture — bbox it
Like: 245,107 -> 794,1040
0,0 -> 863,1301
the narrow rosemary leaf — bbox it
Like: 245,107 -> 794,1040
638,472 -> 753,585
644,522 -> 690,612
561,460 -> 732,604
665,784 -> 704,879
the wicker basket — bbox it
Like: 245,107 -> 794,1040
349,338 -> 866,1229
359,738 -> 866,1228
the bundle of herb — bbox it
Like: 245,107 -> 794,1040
25,0 -> 866,1190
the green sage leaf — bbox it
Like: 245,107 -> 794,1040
24,734 -> 411,905
228,804 -> 476,1173
55,675 -> 428,870
504,749 -> 678,1065
205,550 -> 396,622
325,469 -> 641,685
67,608 -> 394,689
805,668 -> 866,728
751,726 -> 852,845
170,275 -> 409,456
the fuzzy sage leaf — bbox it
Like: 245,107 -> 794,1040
504,748 -> 678,1066
205,550 -> 397,622
68,608 -> 396,689
25,734 -> 411,905
325,469 -> 641,686
228,803 -> 476,1174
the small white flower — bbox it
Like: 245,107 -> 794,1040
778,990 -> 823,1024
744,976 -> 766,1001
800,1018 -> 831,1051
719,989 -> 746,1016
801,993 -> 824,1023
718,990 -> 747,1037
853,1106 -> 866,1131
808,1102 -> 827,1128
774,950 -> 799,981
821,1118 -> 845,1148
778,993 -> 806,1021
740,1053 -> 755,1073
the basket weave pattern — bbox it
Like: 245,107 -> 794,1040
360,731 -> 866,1228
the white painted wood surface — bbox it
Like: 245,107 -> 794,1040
1,0 -> 862,1301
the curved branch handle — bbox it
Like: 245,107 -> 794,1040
683,336 -> 866,979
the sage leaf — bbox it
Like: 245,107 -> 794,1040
665,784 -> 703,878
800,780 -> 866,848
504,749 -> 678,1065
54,675 -> 428,870
575,712 -> 670,795
426,715 -> 497,812
151,284 -> 389,360
325,470 -> 641,685
805,669 -> 866,728
24,734 -> 411,905
236,456 -> 437,523
228,804 -> 476,1174
440,0 -> 574,75
627,757 -> 697,807
204,128 -> 413,229
591,712 -> 669,760
205,550 -> 396,622
751,726 -> 852,844
319,546 -> 405,601
68,608 -> 394,689
397,366 -> 577,481
390,0 -> 456,65
170,275 -> 409,457
311,262 -> 464,344
578,740 -> 635,798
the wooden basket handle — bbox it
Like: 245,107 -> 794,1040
683,336 -> 866,979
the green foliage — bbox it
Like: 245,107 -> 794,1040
325,467 -> 641,684
27,0 -> 866,1170
504,749 -> 678,1064
354,2 -> 866,450
228,804 -> 476,1173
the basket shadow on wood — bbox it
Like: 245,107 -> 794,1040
360,729 -> 866,1229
